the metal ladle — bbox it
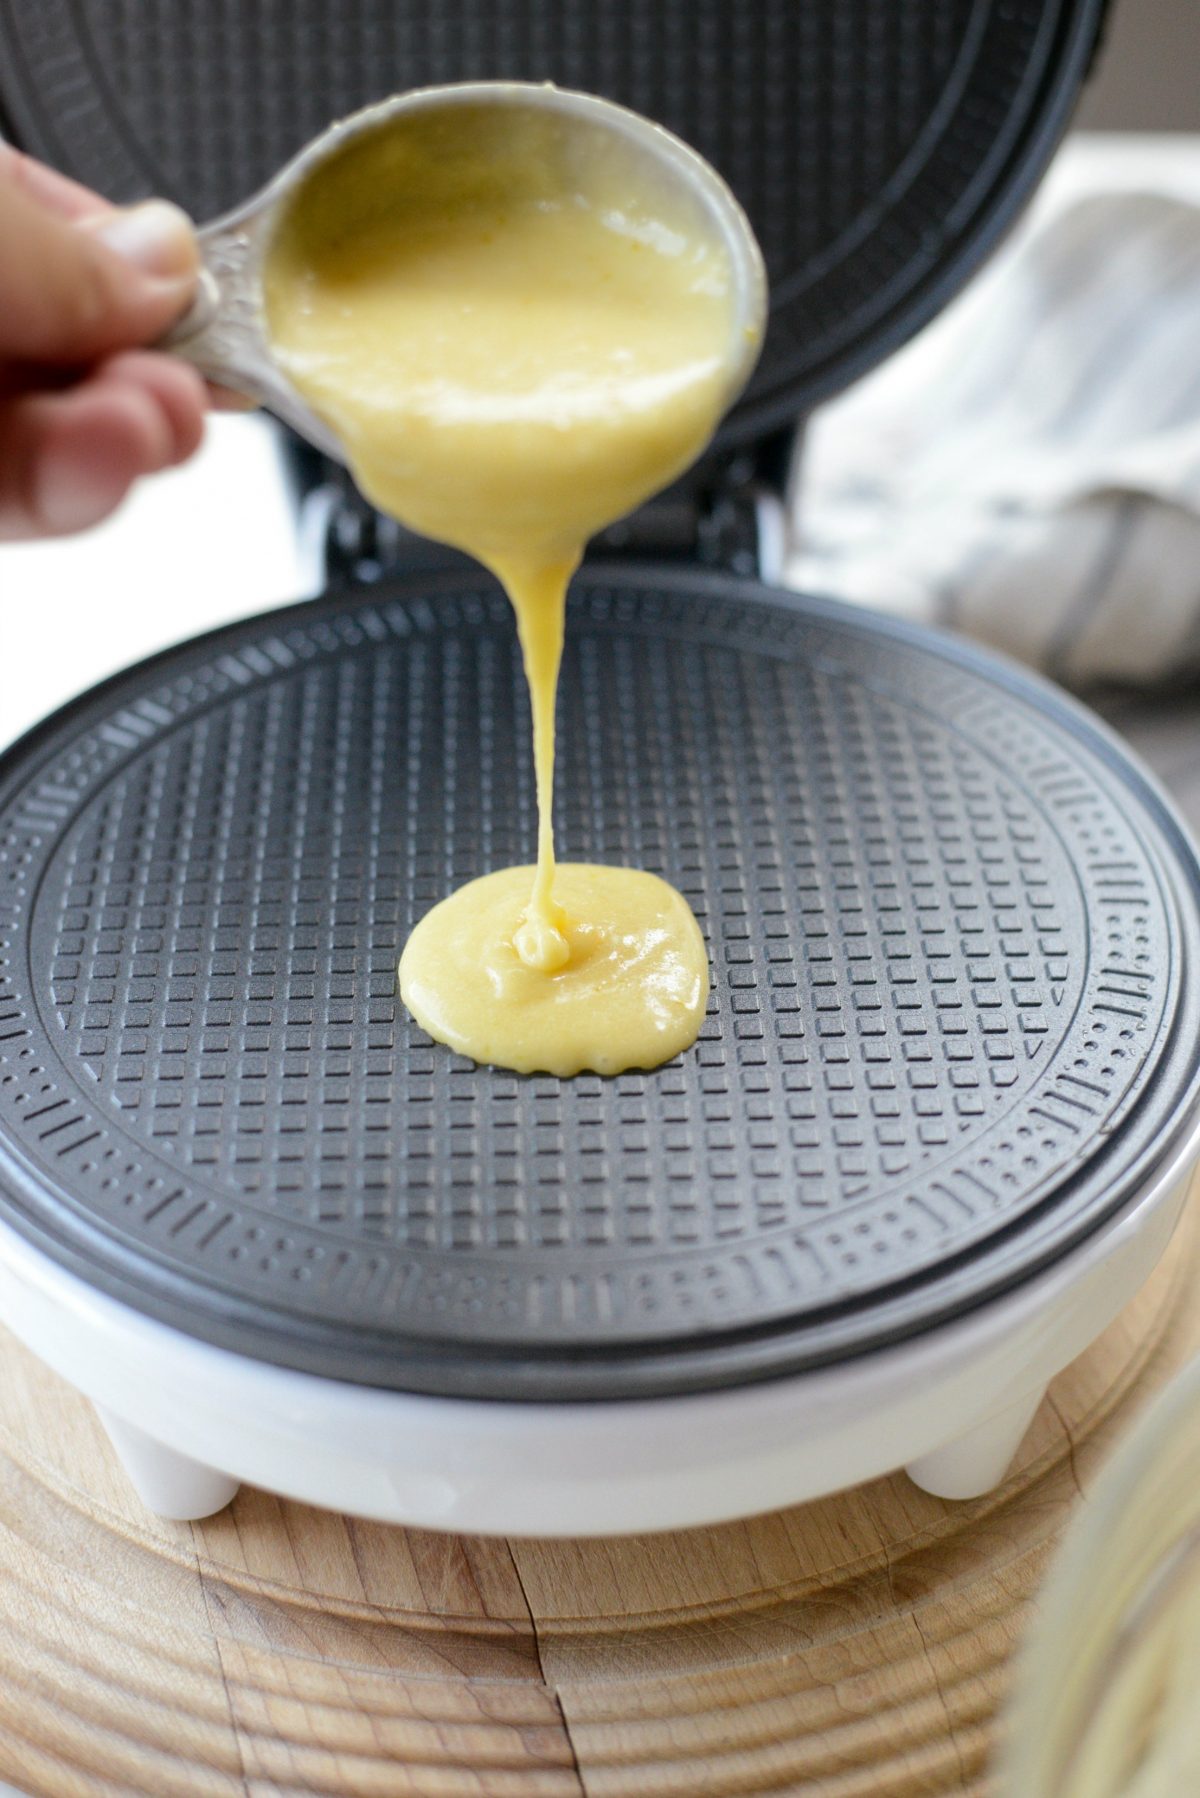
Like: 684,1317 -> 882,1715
163,81 -> 769,465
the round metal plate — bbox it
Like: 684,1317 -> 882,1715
0,570 -> 1196,1398
0,0 -> 1105,436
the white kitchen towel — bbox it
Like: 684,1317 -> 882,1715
787,179 -> 1200,688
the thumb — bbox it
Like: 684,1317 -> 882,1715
0,173 -> 198,366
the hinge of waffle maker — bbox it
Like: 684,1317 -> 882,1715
590,423 -> 795,583
303,424 -> 797,588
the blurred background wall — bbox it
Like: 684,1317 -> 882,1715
1077,0 -> 1200,131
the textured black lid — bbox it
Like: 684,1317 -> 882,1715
0,570 -> 1196,1400
0,0 -> 1106,440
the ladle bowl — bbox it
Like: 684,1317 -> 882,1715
163,81 -> 769,465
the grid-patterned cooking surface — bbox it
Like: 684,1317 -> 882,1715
0,0 -> 1103,432
0,571 -> 1196,1398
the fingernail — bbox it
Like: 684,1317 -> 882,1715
88,199 -> 197,282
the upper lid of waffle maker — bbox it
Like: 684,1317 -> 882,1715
0,570 -> 1197,1400
0,0 -> 1109,445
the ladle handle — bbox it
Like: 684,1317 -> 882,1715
161,266 -> 221,355
160,219 -> 347,462
161,225 -> 259,390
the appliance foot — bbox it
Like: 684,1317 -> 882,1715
96,1407 -> 240,1519
904,1387 -> 1047,1500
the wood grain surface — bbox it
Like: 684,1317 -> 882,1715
0,1185 -> 1192,1798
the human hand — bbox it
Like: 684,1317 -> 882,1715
0,147 -> 213,540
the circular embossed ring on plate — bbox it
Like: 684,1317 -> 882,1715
0,568 -> 1197,1400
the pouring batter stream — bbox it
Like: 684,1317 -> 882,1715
265,99 -> 753,1074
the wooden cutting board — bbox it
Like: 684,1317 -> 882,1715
0,1187 -> 1195,1798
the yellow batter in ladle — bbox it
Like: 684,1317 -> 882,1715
264,92 -> 762,1075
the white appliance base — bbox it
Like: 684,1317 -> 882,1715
93,1378 -> 1055,1519
0,1111 -> 1195,1536
96,1408 -> 242,1521
904,1387 -> 1049,1501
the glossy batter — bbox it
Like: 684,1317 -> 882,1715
265,102 -> 739,1074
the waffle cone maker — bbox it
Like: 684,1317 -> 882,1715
4,0 -> 1192,1540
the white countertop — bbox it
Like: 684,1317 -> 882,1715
0,413 -> 317,752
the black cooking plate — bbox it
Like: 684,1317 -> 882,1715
0,0 -> 1107,440
0,572 -> 1195,1399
